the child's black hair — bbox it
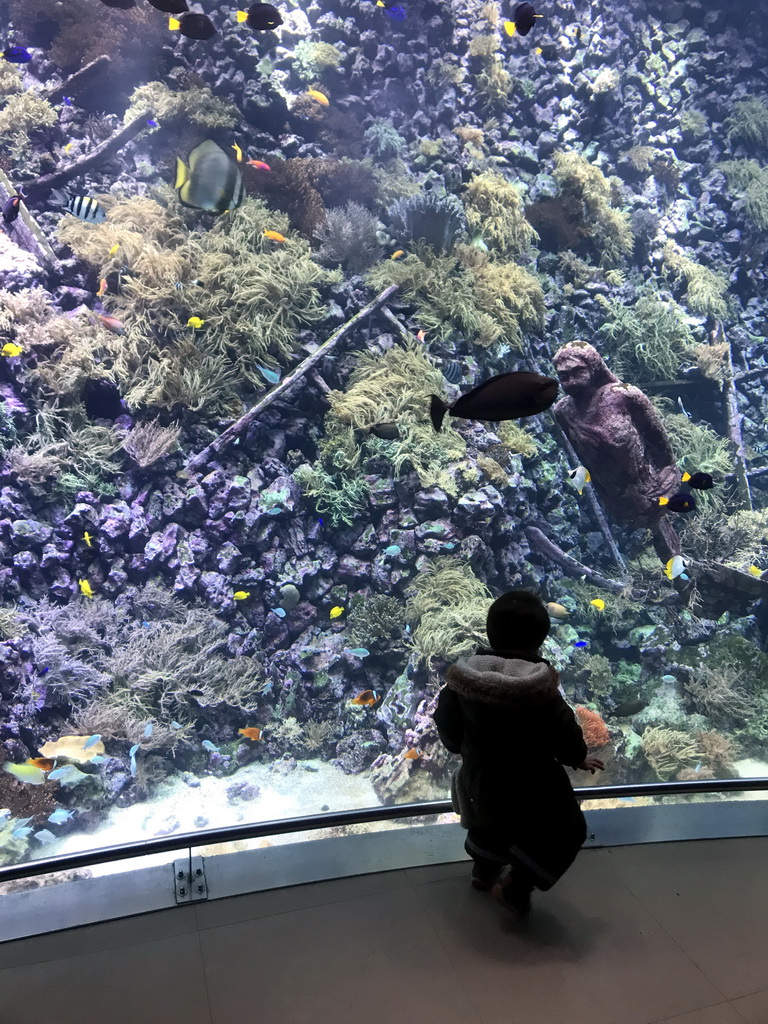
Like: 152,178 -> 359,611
486,589 -> 550,652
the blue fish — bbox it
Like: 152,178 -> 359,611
62,96 -> 72,106
272,607 -> 287,618
257,365 -> 280,385
202,740 -> 220,753
346,647 -> 370,658
129,742 -> 140,778
48,764 -> 89,785
48,808 -> 74,824
129,743 -> 140,757
573,639 -> 590,649
381,3 -> 406,18
34,829 -> 57,845
265,507 -> 283,515
90,754 -> 106,764
171,721 -> 183,729
146,118 -> 158,127
3,46 -> 32,64
12,827 -> 33,839
383,544 -> 401,557
83,733 -> 102,750
661,674 -> 676,683
143,722 -> 154,739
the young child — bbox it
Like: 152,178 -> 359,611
434,589 -> 604,913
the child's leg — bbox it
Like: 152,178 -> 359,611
465,829 -> 509,888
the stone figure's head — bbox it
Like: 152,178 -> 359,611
553,341 -> 618,396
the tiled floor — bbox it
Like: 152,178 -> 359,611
1,837 -> 767,1024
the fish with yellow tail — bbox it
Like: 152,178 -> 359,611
174,140 -> 244,215
589,598 -> 605,612
2,342 -> 22,357
503,1 -> 542,36
168,12 -> 217,38
306,89 -> 329,106
231,142 -> 244,162
568,465 -> 591,495
236,3 -> 283,30
329,605 -> 344,619
664,555 -> 688,581
187,316 -> 205,328
658,492 -> 696,514
233,590 -> 250,600
78,579 -> 95,598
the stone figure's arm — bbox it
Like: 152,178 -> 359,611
627,389 -> 676,468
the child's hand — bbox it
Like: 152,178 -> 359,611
579,756 -> 605,773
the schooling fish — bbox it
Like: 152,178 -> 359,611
257,364 -> 280,384
146,0 -> 188,12
350,689 -> 382,707
3,46 -> 32,63
682,471 -> 714,490
568,465 -> 591,495
306,89 -> 329,105
659,491 -> 696,514
202,740 -> 220,752
430,371 -> 558,432
34,828 -> 57,845
237,3 -> 283,30
168,12 -> 217,39
238,727 -> 262,740
383,544 -> 401,556
50,190 -> 105,223
605,698 -> 649,719
175,140 -> 244,215
83,734 -> 102,750
504,1 -> 541,36
3,763 -> 46,785
346,648 -> 370,658
247,159 -> 271,171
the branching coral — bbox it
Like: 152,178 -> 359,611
678,507 -> 768,568
720,160 -> 768,231
684,665 -> 758,727
463,171 -> 538,256
364,120 -> 406,162
0,92 -> 57,162
695,730 -> 737,774
124,81 -> 238,130
496,421 -> 538,457
552,150 -> 633,267
121,420 -> 182,468
315,202 -> 382,274
657,409 -> 733,479
662,241 -> 728,318
293,41 -> 344,81
598,295 -> 695,383
641,726 -> 704,780
406,558 -> 492,662
347,594 -> 407,651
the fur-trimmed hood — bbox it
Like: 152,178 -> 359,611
445,652 -> 560,708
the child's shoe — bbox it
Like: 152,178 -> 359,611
470,866 -> 501,892
491,872 -> 533,914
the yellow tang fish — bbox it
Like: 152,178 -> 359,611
390,249 -> 405,260
590,598 -> 605,611
83,531 -> 93,548
78,579 -> 95,598
231,142 -> 243,162
503,19 -> 516,35
306,89 -> 329,106
108,243 -> 120,256
263,229 -> 287,243
233,590 -> 250,600
3,762 -> 46,785
64,141 -> 74,155
329,606 -> 344,619
187,316 -> 205,328
2,342 -> 23,357
748,565 -> 763,577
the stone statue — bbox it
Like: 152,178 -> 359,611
553,341 -> 681,559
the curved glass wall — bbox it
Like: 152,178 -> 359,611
1,0 -> 768,878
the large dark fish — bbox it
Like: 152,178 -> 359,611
169,11 -> 217,39
2,193 -> 23,224
237,3 -> 283,30
682,471 -> 714,490
510,1 -> 538,35
430,371 -> 558,432
605,698 -> 649,719
659,491 -> 697,514
146,0 -> 188,12
3,45 -> 32,62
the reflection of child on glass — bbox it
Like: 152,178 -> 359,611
434,590 -> 604,914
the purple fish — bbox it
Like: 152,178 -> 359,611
3,46 -> 32,64
382,3 -> 406,17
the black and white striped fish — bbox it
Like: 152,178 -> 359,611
50,189 -> 105,223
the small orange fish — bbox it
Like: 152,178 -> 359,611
96,278 -> 108,298
350,689 -> 381,707
306,89 -> 329,106
96,314 -> 125,336
263,229 -> 287,243
238,727 -> 262,741
390,249 -> 405,260
247,159 -> 271,171
416,329 -> 426,342
26,757 -> 56,771
403,747 -> 421,760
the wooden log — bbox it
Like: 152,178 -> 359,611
26,112 -> 152,200
43,56 -> 111,104
525,526 -> 628,594
185,284 -> 400,473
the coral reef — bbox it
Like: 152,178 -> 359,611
406,558 -> 491,663
598,295 -> 694,383
387,191 -> 467,254
574,706 -> 611,749
641,727 -> 704,781
314,202 -> 381,274
662,241 -> 728,318
552,151 -> 633,267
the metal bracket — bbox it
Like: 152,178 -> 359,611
173,856 -> 208,903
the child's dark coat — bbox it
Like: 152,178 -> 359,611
434,649 -> 589,890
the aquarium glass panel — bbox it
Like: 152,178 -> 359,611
2,0 -> 768,874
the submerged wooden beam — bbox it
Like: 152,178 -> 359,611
525,526 -> 628,594
43,56 -> 111,105
185,284 -> 400,473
